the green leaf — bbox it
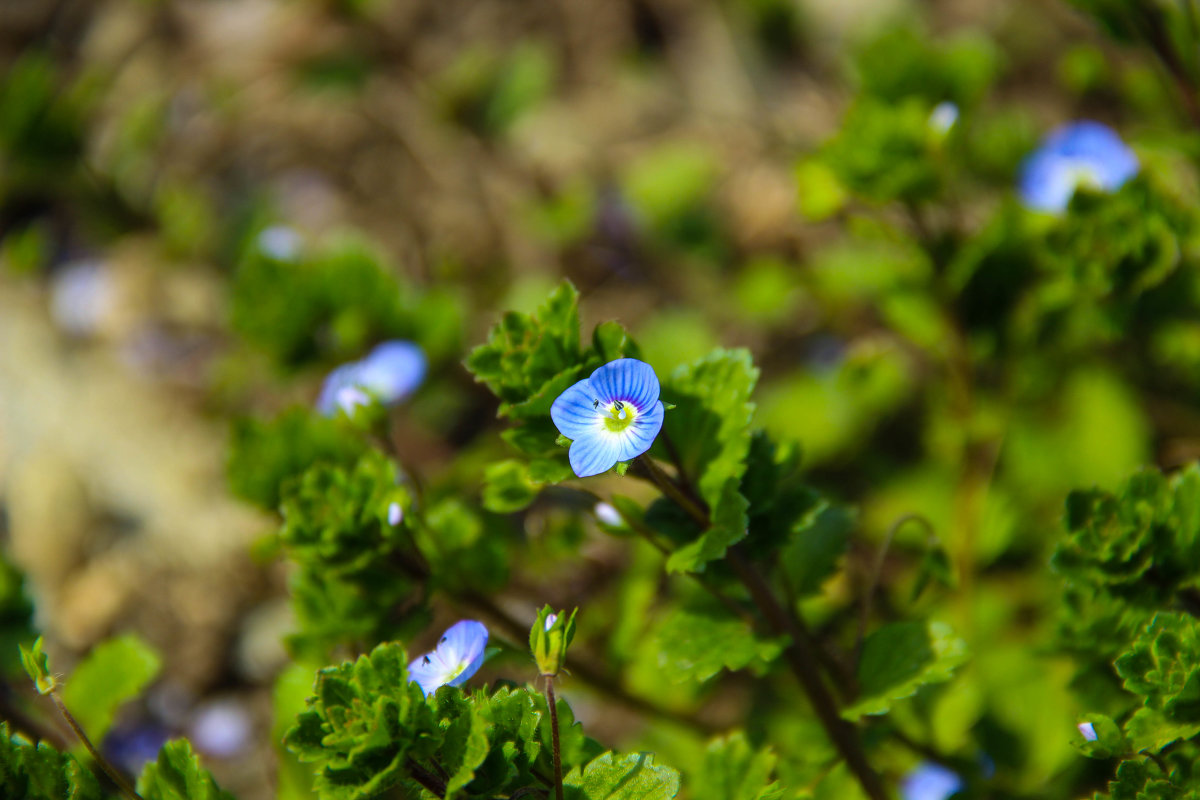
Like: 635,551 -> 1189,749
19,637 -> 54,695
656,608 -> 786,683
844,621 -> 968,718
563,751 -> 681,800
483,458 -> 573,513
666,482 -> 749,573
1053,465 -> 1200,608
1115,612 -> 1200,737
61,634 -> 162,743
284,643 -> 432,800
778,504 -> 854,597
1098,757 -> 1200,800
660,350 -> 759,572
431,689 -> 490,798
483,460 -> 541,513
1073,714 -> 1129,760
691,733 -> 784,800
465,281 -> 584,412
0,722 -> 103,800
137,740 -> 235,800
228,407 -> 366,510
1122,707 -> 1200,753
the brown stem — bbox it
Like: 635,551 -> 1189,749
545,678 -> 565,800
50,693 -> 143,800
635,457 -> 889,800
406,757 -> 448,797
725,549 -> 889,800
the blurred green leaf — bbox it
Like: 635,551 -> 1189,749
779,503 -> 853,598
563,751 -> 680,800
656,607 -> 786,683
845,621 -> 968,718
61,634 -> 162,743
692,732 -> 783,800
137,739 -> 234,800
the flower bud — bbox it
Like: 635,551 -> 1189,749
530,606 -> 577,677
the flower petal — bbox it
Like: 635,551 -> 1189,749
408,650 -> 451,696
588,359 -> 660,411
436,620 -> 489,668
614,400 -> 663,462
357,340 -> 427,403
551,378 -> 603,440
316,362 -> 367,415
568,431 -> 623,478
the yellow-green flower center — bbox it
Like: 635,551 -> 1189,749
602,401 -> 638,433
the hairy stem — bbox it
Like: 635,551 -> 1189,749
50,693 -> 143,800
545,678 -> 565,800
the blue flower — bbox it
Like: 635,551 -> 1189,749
900,762 -> 963,800
408,620 -> 489,697
317,340 -> 427,416
1018,121 -> 1138,213
550,358 -> 665,478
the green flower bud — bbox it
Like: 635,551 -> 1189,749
530,606 -> 577,677
20,636 -> 57,695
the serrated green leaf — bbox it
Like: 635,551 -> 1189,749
1122,707 -> 1200,753
466,281 -> 584,412
692,732 -> 784,800
1115,612 -> 1200,737
431,689 -> 490,798
137,739 -> 234,800
845,621 -> 968,718
0,722 -> 103,800
656,608 -> 785,683
779,503 -> 854,597
61,634 -> 162,743
660,350 -> 758,573
563,751 -> 681,800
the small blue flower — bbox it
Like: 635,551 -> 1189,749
408,620 -> 488,697
550,358 -> 665,478
928,101 -> 959,136
900,762 -> 963,800
1018,121 -> 1138,214
317,340 -> 427,416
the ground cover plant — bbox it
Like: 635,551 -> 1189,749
5,0 -> 1200,798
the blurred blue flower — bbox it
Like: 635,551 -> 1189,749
928,101 -> 959,136
408,620 -> 488,697
317,340 -> 427,416
256,225 -> 303,261
550,358 -> 665,478
900,762 -> 963,800
1018,121 -> 1138,213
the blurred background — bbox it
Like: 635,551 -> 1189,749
3,0 -> 1200,798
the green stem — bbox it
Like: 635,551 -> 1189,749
50,693 -> 143,800
545,678 -> 565,800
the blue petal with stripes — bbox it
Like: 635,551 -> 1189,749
550,358 -> 665,478
407,620 -> 489,697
